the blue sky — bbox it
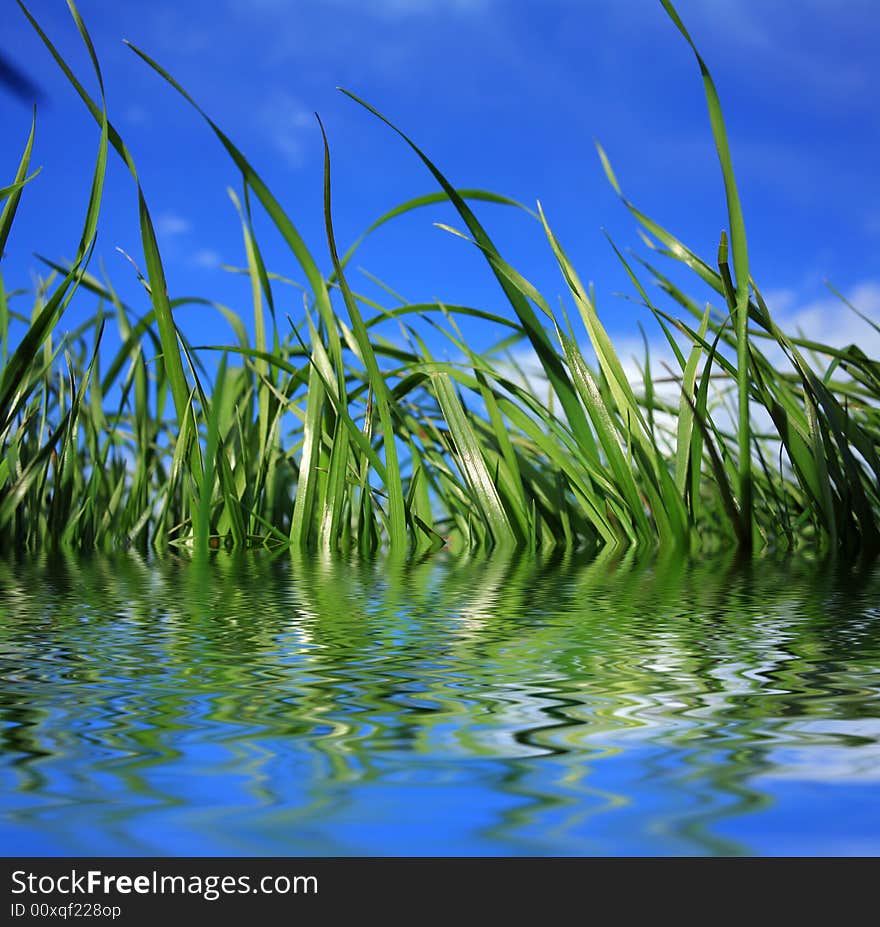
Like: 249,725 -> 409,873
2,0 -> 879,364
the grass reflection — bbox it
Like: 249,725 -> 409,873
0,551 -> 878,854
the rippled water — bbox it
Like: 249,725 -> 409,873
1,550 -> 879,856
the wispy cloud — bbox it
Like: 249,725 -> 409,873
155,212 -> 192,238
231,0 -> 491,17
143,6 -> 214,54
219,0 -> 497,78
864,211 -> 880,239
670,0 -> 877,104
355,0 -> 491,16
123,105 -> 150,127
188,248 -> 222,269
256,91 -> 314,168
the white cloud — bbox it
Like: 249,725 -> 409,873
777,280 -> 880,357
155,212 -> 192,238
498,278 -> 880,452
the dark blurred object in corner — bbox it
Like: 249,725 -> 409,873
0,51 -> 45,104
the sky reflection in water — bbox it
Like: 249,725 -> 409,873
1,550 -> 878,856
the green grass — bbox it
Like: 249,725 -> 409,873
1,0 -> 878,558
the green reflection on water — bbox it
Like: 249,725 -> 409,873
1,550 -> 878,855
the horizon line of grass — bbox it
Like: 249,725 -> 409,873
1,0 -> 878,559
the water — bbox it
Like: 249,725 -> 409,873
1,550 -> 878,856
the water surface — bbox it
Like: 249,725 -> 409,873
1,551 -> 878,855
